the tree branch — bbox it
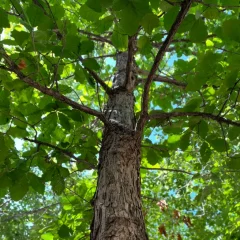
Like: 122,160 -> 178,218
137,0 -> 193,131
24,137 -> 96,169
78,29 -> 112,45
136,68 -> 186,88
141,166 -> 194,175
0,47 -> 106,123
79,57 -> 113,94
125,35 -> 136,90
0,203 -> 60,222
149,112 -> 240,127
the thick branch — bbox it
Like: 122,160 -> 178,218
24,137 -> 96,169
138,0 -> 193,131
136,68 -> 186,88
141,166 -> 194,175
125,36 -> 136,90
0,47 -> 106,123
149,112 -> 240,127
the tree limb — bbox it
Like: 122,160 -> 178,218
79,56 -> 113,94
125,35 -> 136,90
24,137 -> 96,169
136,68 -> 186,88
149,112 -> 240,127
78,29 -> 112,45
0,47 -> 106,123
137,0 -> 193,131
0,203 -> 60,222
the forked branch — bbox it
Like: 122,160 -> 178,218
137,0 -> 193,131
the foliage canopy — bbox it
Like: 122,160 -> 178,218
0,0 -> 240,239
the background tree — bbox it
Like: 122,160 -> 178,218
0,0 -> 240,239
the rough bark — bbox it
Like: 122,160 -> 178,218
90,53 -> 148,240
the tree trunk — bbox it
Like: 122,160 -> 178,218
90,53 -> 148,239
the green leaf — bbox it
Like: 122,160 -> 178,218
222,19 -> 240,42
61,109 -> 84,122
79,40 -> 94,55
164,7 -> 179,31
227,157 -> 240,170
94,16 -> 114,34
150,0 -> 160,10
200,142 -> 211,163
189,19 -> 208,43
58,224 -> 73,239
58,84 -> 72,94
118,7 -> 139,36
0,134 -> 8,162
137,36 -> 151,55
51,176 -> 65,195
141,13 -> 159,34
179,132 -> 191,151
58,113 -> 71,131
11,30 -> 30,45
79,4 -> 103,21
228,126 -> 240,140
41,233 -> 54,240
28,173 -> 45,195
26,4 -> 45,27
183,97 -> 202,112
86,0 -> 102,12
178,14 -> 195,33
0,8 -> 10,28
203,8 -> 220,19
41,113 -> 58,135
75,65 -> 86,83
83,58 -> 100,71
0,173 -> 12,188
9,177 -> 29,201
207,136 -> 227,152
8,127 -> 29,138
224,70 -> 239,88
197,120 -> 209,139
0,89 -> 10,109
111,26 -> 128,50
146,149 -> 161,165
221,0 -> 239,6
0,111 -> 10,125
